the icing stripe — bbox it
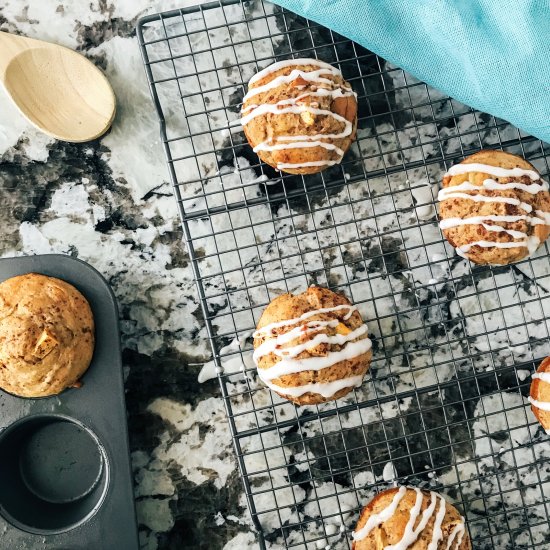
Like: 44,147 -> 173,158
254,304 -> 356,336
427,495 -> 447,550
528,396 -> 550,411
244,69 -> 340,101
253,140 -> 345,157
353,487 -> 407,542
446,520 -> 466,550
241,88 -> 356,114
385,489 -> 425,550
253,323 -> 368,362
277,159 -> 341,170
257,337 -> 372,381
240,104 -> 352,132
249,58 -> 338,85
353,488 -> 461,549
532,372 -> 550,383
457,237 -> 540,256
261,374 -> 364,398
437,190 -> 534,213
439,179 -> 548,196
445,163 -> 541,180
439,215 -> 547,229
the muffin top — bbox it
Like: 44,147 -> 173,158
0,273 -> 94,397
352,487 -> 471,550
241,58 -> 357,175
253,286 -> 371,405
438,150 -> 550,265
529,356 -> 550,434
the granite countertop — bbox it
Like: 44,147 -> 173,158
0,1 -> 251,549
1,2 -> 550,550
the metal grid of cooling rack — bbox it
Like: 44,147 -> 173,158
137,2 -> 550,548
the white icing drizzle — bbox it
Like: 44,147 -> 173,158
257,337 -> 372,381
536,210 -> 550,224
481,178 -> 548,194
532,372 -> 550,383
253,323 -> 368,362
445,163 -> 541,180
438,190 -> 534,213
439,179 -> 548,196
254,303 -> 370,396
353,487 -> 407,542
243,68 -> 340,101
528,396 -> 550,411
440,216 -> 538,240
241,59 -> 355,171
354,488 -> 453,549
241,88 -> 356,114
446,519 -> 466,550
253,140 -> 345,157
240,104 -> 352,134
262,373 -> 364,398
248,58 -> 339,85
254,319 -> 339,358
440,214 -> 547,244
530,372 -> 550,414
384,489 -> 426,550
254,304 -> 356,336
277,159 -> 341,170
440,214 -> 546,230
427,495 -> 447,550
457,237 -> 540,257
439,164 -> 550,261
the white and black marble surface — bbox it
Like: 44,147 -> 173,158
1,1 -> 550,550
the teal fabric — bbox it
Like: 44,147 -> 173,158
271,0 -> 550,143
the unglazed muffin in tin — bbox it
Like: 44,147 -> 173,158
0,273 -> 94,397
253,286 -> 371,405
241,58 -> 357,174
438,150 -> 550,265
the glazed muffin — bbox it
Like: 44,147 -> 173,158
240,58 -> 358,175
529,356 -> 550,434
438,150 -> 550,265
253,286 -> 371,405
353,487 -> 471,549
0,273 -> 94,397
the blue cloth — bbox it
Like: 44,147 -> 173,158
271,0 -> 550,143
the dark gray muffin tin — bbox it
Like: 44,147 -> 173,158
0,254 -> 138,549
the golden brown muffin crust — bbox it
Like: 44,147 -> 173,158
254,286 -> 371,405
352,487 -> 471,550
439,150 -> 550,265
241,59 -> 358,175
529,356 -> 550,432
0,273 -> 94,397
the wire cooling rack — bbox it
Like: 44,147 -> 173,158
137,2 -> 550,548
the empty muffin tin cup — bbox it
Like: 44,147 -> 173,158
0,414 -> 109,534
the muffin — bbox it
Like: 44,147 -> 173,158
253,286 -> 371,405
529,356 -> 550,434
0,273 -> 94,397
240,58 -> 358,175
438,150 -> 550,265
353,487 -> 471,549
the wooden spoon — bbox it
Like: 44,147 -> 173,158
0,31 -> 116,142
